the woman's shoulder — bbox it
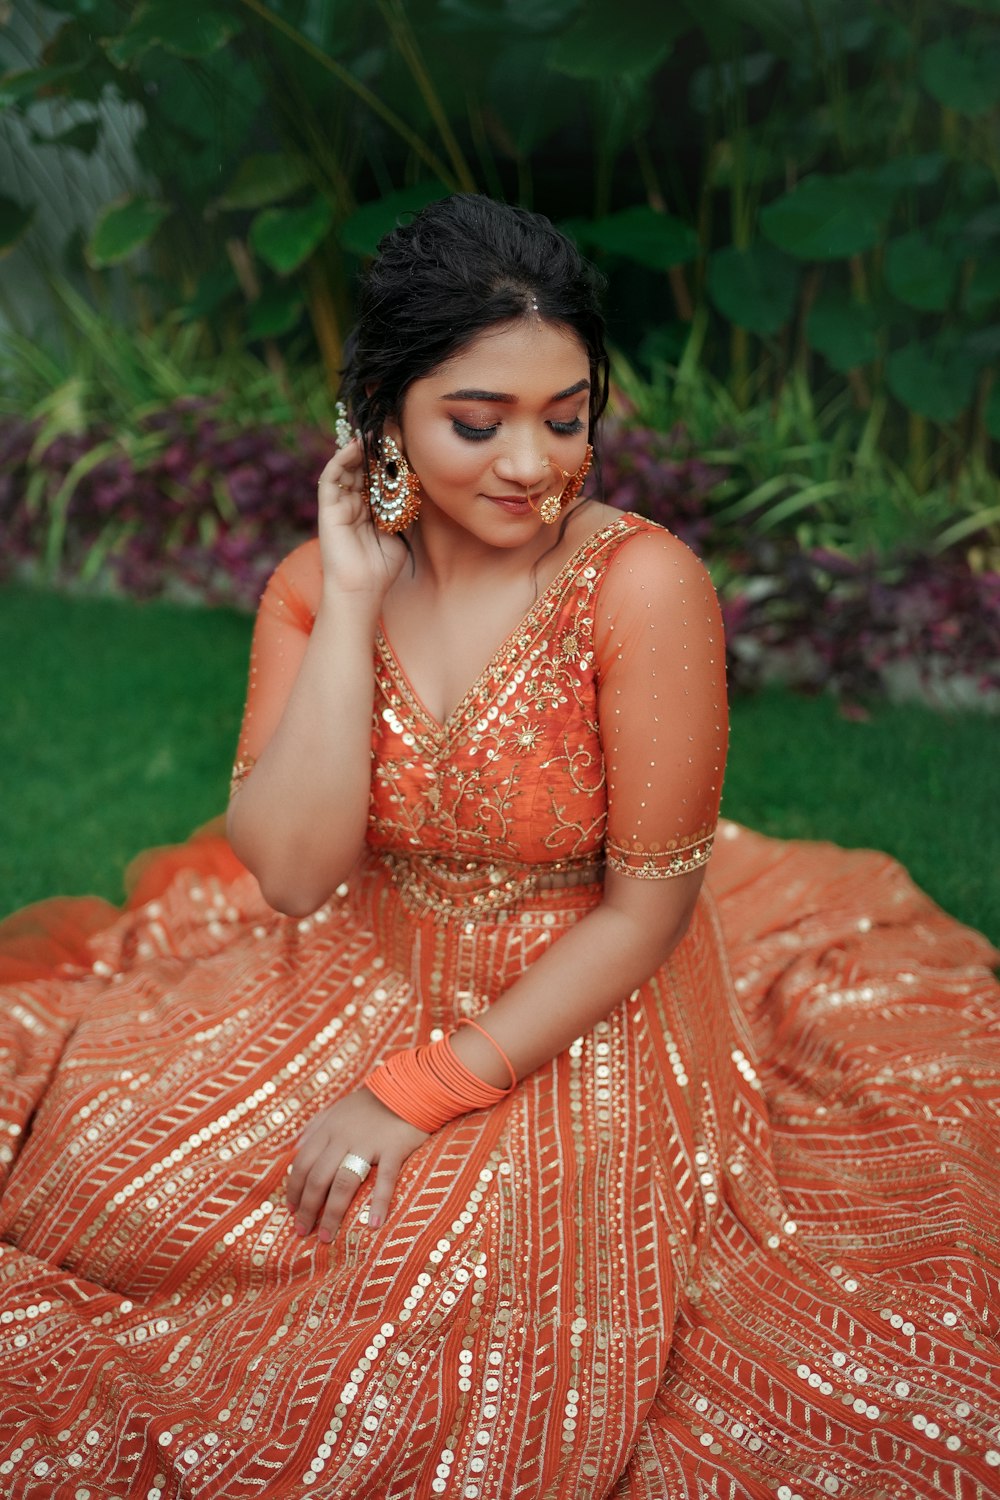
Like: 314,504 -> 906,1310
597,510 -> 712,585
592,511 -> 720,625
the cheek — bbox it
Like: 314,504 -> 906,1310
412,432 -> 489,490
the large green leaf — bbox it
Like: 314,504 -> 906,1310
250,197 -> 334,275
919,34 -> 1000,115
805,294 -> 878,372
884,232 -> 957,313
549,3 -> 686,79
886,341 -> 977,423
247,284 -> 305,340
339,184 -> 451,258
760,173 -> 889,261
0,196 -> 35,256
218,154 -> 313,211
108,1 -> 241,65
136,50 -> 261,149
577,206 -> 699,269
705,242 -> 799,334
86,196 -> 170,267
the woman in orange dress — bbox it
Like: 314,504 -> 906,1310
0,195 -> 998,1499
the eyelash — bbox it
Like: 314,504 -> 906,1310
452,417 -> 584,442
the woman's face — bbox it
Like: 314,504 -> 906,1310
389,319 -> 591,548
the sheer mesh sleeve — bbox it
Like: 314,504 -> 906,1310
594,526 -> 728,878
230,541 -> 322,798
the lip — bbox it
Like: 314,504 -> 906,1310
484,494 -> 540,513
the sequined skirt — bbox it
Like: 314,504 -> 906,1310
0,828 -> 998,1497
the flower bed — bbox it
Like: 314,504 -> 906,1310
2,404 -> 997,708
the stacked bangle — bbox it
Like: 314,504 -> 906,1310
363,1018 -> 517,1133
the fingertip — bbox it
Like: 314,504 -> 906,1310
369,1213 -> 382,1229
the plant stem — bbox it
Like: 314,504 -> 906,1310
233,0 -> 460,190
377,0 -> 477,193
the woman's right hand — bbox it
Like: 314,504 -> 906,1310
317,438 -> 408,602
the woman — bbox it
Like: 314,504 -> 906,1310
0,196 -> 997,1499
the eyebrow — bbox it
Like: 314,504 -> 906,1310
439,379 -> 590,404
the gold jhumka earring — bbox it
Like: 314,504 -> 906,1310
533,445 -> 594,524
368,434 -> 422,534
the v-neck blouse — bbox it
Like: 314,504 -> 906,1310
374,517 -> 632,737
371,513 -> 726,876
235,513 -> 728,880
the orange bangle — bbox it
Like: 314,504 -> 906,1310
455,1018 -> 517,1089
363,1022 -> 517,1133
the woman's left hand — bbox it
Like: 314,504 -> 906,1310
286,1087 -> 429,1243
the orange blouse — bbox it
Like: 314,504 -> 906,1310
231,514 -> 728,882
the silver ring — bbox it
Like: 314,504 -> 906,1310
339,1152 -> 372,1182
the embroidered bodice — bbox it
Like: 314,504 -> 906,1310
233,514 -> 728,881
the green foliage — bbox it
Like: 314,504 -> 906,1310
706,244 -> 799,335
249,197 -> 335,275
0,195 -> 34,256
575,207 -> 700,270
1,0 -> 998,498
86,196 -> 171,268
611,349 -> 1000,558
0,280 -> 340,433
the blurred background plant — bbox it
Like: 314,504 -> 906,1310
1,0 -> 998,705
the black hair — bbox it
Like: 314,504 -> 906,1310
339,194 -> 610,478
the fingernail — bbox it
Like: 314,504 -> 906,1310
369,1214 -> 382,1229
318,1229 -> 332,1244
295,1221 -> 309,1237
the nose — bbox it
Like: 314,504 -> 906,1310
492,438 -> 552,493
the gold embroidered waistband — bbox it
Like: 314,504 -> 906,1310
375,850 -> 604,919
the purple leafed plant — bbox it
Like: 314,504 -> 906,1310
0,400 -> 328,608
2,405 -> 998,706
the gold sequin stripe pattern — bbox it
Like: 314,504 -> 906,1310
605,833 -> 715,879
626,828 -> 1000,1494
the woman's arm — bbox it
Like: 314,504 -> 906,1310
226,441 -> 406,915
448,866 -> 702,1085
225,592 -> 380,916
451,525 -> 728,1084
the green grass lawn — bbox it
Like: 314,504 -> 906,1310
2,584 -> 996,943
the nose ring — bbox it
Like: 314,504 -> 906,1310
525,458 -> 570,525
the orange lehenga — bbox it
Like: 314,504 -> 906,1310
0,513 -> 998,1500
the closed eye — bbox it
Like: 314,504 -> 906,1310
452,419 -> 497,441
451,416 -> 584,442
